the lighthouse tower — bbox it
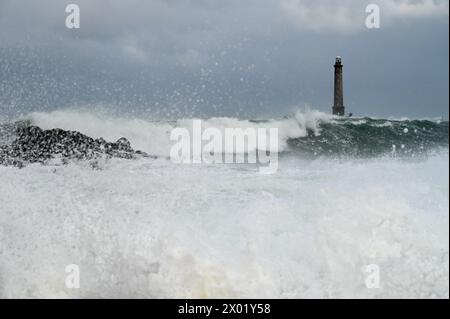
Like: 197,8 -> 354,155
332,56 -> 345,116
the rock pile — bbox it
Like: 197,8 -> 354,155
0,125 -> 148,167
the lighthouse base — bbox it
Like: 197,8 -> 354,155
332,106 -> 345,116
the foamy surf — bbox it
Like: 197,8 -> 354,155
24,109 -> 331,156
0,109 -> 448,298
23,109 -> 449,158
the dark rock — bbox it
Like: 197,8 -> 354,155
0,125 -> 150,167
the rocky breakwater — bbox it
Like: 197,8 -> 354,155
0,125 -> 149,167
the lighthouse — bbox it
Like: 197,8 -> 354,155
332,56 -> 345,116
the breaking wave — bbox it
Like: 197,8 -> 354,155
2,109 -> 446,158
0,108 -> 448,298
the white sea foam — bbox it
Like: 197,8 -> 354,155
28,110 -> 175,157
0,150 -> 448,298
1,109 -> 448,298
27,109 -> 332,156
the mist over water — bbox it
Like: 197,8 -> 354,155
0,109 -> 448,298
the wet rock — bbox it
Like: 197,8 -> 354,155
0,125 -> 149,167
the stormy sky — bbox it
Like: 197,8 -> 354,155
0,0 -> 448,119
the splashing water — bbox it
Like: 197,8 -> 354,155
0,109 -> 448,298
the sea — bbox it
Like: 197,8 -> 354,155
0,109 -> 448,298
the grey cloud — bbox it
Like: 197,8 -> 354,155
281,0 -> 449,33
0,0 -> 448,119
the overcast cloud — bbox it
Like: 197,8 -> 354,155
0,0 -> 448,119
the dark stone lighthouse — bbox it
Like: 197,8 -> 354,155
332,56 -> 345,116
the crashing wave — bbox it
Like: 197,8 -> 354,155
1,109 -> 448,165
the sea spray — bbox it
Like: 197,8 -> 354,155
0,109 -> 448,298
18,109 -> 448,158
